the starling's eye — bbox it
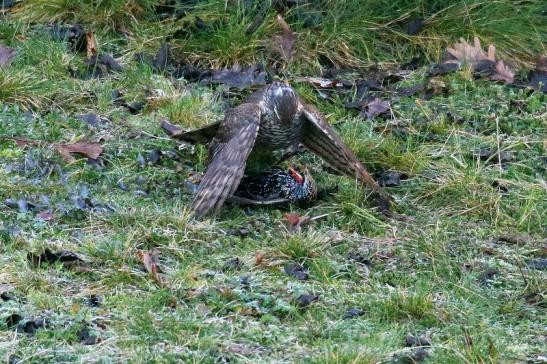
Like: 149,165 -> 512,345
288,167 -> 304,184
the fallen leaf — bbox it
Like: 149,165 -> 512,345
428,62 -> 460,76
495,234 -> 531,245
361,98 -> 390,119
153,43 -> 171,72
226,227 -> 251,237
14,317 -> 47,335
17,199 -> 32,213
2,137 -> 102,163
0,44 -> 16,67
527,355 -> 547,364
1,136 -> 41,147
56,142 -> 103,162
71,52 -> 123,79
344,307 -> 364,319
0,0 -> 18,11
472,59 -> 496,77
293,77 -> 344,88
474,147 -> 515,164
160,118 -> 184,136
345,79 -> 385,109
201,64 -> 267,89
194,16 -> 207,30
396,82 -> 426,97
296,294 -> 319,308
0,284 -> 15,302
526,259 -> 547,270
136,250 -> 165,287
401,56 -> 424,70
446,37 -> 488,66
393,347 -> 429,363
87,53 -> 123,72
376,194 -> 393,216
5,314 -> 23,328
284,263 -> 309,281
275,14 -> 295,62
49,24 -> 86,53
444,37 -> 514,83
146,150 -> 162,165
491,60 -> 514,84
422,78 -> 449,99
528,55 -> 547,92
478,267 -> 499,286
283,212 -> 311,227
86,295 -> 101,307
112,89 -> 146,113
77,325 -> 100,345
172,63 -> 208,82
405,18 -> 425,35
85,32 -> 97,59
136,153 -> 146,168
378,171 -> 406,187
405,335 -> 432,347
28,248 -> 86,270
348,251 -> 372,266
222,257 -> 243,271
77,113 -> 102,127
35,210 -> 54,221
255,251 -> 264,266
1,291 -> 15,302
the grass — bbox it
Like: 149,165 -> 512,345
1,1 -> 546,363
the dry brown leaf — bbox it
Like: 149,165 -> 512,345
160,118 -> 184,136
0,44 -> 16,67
255,251 -> 264,266
4,137 -> 41,147
487,44 -> 496,61
362,98 -> 391,119
294,77 -> 343,88
446,37 -> 488,65
56,142 -> 103,162
136,250 -> 165,287
529,54 -> 547,92
445,37 -> 514,84
535,55 -> 547,73
36,211 -> 54,221
275,14 -> 295,62
2,137 -> 103,161
283,212 -> 311,227
491,60 -> 514,84
85,32 -> 97,59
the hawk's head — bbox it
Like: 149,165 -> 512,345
263,81 -> 298,124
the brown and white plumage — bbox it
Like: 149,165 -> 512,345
189,103 -> 261,217
300,102 -> 384,196
170,81 -> 390,218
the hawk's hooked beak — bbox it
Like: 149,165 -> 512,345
288,166 -> 304,184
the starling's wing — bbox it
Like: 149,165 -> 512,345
191,103 -> 261,218
300,102 -> 389,200
170,121 -> 221,144
226,195 -> 290,206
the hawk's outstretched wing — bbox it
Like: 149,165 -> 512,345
300,102 -> 390,201
191,103 -> 261,218
170,121 -> 221,144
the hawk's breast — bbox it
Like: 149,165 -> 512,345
255,117 -> 303,148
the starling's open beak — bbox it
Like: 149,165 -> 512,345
288,166 -> 304,184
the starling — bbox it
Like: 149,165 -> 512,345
171,81 -> 390,217
228,166 -> 317,206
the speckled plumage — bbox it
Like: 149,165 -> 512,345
228,167 -> 317,206
171,81 -> 389,217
